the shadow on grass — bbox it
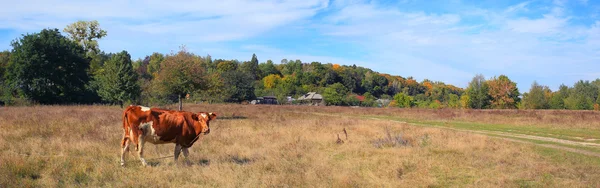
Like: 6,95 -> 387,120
218,116 -> 248,120
198,159 -> 210,166
229,155 -> 253,165
145,156 -> 213,167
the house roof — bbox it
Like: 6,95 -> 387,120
298,92 -> 323,100
355,95 -> 365,102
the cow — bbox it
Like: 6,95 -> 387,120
120,105 -> 217,166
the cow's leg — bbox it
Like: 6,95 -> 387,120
138,136 -> 147,166
182,147 -> 190,159
182,147 -> 191,165
120,136 -> 130,166
174,144 -> 182,162
133,130 -> 141,151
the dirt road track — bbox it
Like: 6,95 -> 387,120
298,111 -> 600,158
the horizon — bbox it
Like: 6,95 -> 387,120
2,0 -> 599,92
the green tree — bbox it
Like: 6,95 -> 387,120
362,72 -> 388,97
259,60 -> 280,78
240,54 -> 260,80
0,51 -> 10,103
217,60 -> 238,72
281,59 -> 302,75
195,72 -> 226,103
465,74 -> 490,109
447,93 -> 460,108
522,81 -> 550,109
5,29 -> 90,104
87,51 -> 110,75
221,70 -> 256,103
362,92 -> 377,107
94,51 -> 140,107
564,80 -> 597,110
147,52 -> 164,76
154,49 -> 205,110
63,20 -> 107,55
549,84 -> 568,109
393,92 -> 414,108
323,83 -> 348,106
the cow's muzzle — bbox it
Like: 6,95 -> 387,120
204,128 -> 210,135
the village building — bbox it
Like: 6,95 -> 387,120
297,92 -> 325,106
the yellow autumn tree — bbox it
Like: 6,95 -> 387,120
332,64 -> 342,72
487,75 -> 520,109
263,74 -> 282,89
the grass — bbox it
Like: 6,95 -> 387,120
0,104 -> 599,187
367,115 -> 600,142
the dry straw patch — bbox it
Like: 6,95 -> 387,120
0,104 -> 598,187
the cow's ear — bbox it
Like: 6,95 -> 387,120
208,112 -> 217,120
198,112 -> 208,120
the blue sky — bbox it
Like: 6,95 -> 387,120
1,0 -> 600,92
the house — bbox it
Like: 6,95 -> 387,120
376,99 -> 391,107
250,96 -> 278,105
298,92 -> 325,106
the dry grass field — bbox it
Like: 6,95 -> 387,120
1,104 -> 600,187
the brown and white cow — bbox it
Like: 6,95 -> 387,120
120,105 -> 217,166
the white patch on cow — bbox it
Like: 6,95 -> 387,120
140,121 -> 172,144
140,106 -> 150,112
129,129 -> 134,140
201,113 -> 207,119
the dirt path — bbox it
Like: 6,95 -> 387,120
299,111 -> 600,158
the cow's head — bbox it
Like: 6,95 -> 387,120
197,112 -> 217,134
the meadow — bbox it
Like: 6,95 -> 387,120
1,104 -> 599,187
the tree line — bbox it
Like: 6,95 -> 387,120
0,21 -> 598,110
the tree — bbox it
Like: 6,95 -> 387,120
259,60 -> 280,78
362,72 -> 388,97
465,74 -> 490,109
281,59 -> 302,75
94,51 -> 140,107
217,60 -> 238,72
447,93 -> 460,108
522,81 -> 550,109
240,54 -> 260,80
393,93 -> 414,108
564,80 -> 597,110
0,51 -> 10,103
460,95 -> 470,109
550,84 -> 568,109
195,72 -> 226,103
133,56 -> 152,80
87,51 -> 110,75
323,83 -> 348,106
487,75 -> 520,109
154,49 -> 205,110
63,20 -> 107,55
263,74 -> 282,89
221,70 -> 256,103
5,29 -> 90,104
147,52 -> 165,76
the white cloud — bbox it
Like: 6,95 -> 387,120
1,0 -> 329,43
505,15 -> 568,34
3,0 -> 600,92
315,1 -> 600,90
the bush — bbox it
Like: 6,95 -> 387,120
372,127 -> 410,148
393,93 -> 414,108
